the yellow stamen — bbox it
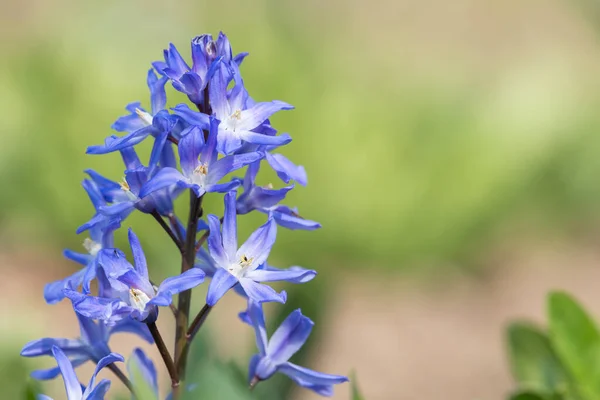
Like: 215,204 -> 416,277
239,255 -> 253,267
194,164 -> 208,175
230,109 -> 242,120
120,179 -> 130,191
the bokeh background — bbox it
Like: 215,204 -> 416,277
5,0 -> 600,399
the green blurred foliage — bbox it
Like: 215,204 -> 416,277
506,291 -> 600,400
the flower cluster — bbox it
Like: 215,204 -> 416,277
22,33 -> 347,399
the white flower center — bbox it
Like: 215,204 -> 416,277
83,238 -> 102,256
223,109 -> 242,132
135,108 -> 153,126
190,163 -> 208,186
129,288 -> 151,312
227,255 -> 253,278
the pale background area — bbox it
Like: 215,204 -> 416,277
3,0 -> 600,399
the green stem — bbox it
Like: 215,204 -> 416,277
147,322 -> 179,389
173,192 -> 203,384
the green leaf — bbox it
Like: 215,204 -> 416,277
506,321 -> 569,393
548,291 -> 600,400
22,381 -> 40,400
350,371 -> 365,400
508,391 -> 548,400
508,390 -> 569,400
182,361 -> 255,400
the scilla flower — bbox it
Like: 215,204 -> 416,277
65,229 -> 205,324
37,346 -> 123,400
242,300 -> 348,396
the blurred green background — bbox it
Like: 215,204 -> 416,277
6,0 -> 600,399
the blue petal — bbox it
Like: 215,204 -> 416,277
207,214 -> 227,267
82,380 -> 111,399
127,348 -> 158,395
99,202 -> 134,217
126,166 -> 151,194
76,313 -> 106,349
245,266 -> 316,284
151,268 -> 206,306
240,185 -> 293,214
265,152 -> 307,186
160,141 -> 177,169
166,43 -> 190,77
87,126 -> 154,155
238,101 -> 294,131
243,160 -> 260,192
222,191 -> 238,261
191,35 -> 210,77
171,104 -> 210,129
208,152 -> 263,184
51,346 -> 83,400
179,72 -> 204,102
199,116 -> 220,166
97,249 -> 133,279
44,268 -> 87,304
81,179 -> 105,211
111,102 -> 145,133
109,319 -> 154,344
278,362 -> 348,395
128,229 -> 148,279
85,170 -> 122,202
217,129 -> 243,155
63,250 -> 92,266
242,132 -> 292,148
118,142 -> 142,170
237,218 -> 277,267
269,206 -> 322,231
148,130 -> 169,174
238,278 -> 286,304
84,352 -> 124,398
209,180 -> 241,194
64,290 -> 125,322
206,268 -> 238,306
178,126 -> 205,176
267,310 -> 313,364
147,69 -> 168,115
139,167 -> 186,198
114,269 -> 154,296
21,338 -> 86,358
195,248 -> 217,278
30,357 -> 88,381
233,52 -> 249,65
247,300 -> 268,355
248,354 -> 260,383
209,62 -> 231,119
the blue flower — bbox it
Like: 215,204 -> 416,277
204,190 -> 316,306
236,160 -> 321,230
37,346 -> 124,400
21,313 -> 152,381
44,179 -> 122,304
196,248 -> 316,298
65,229 -> 205,324
153,33 -> 246,106
242,301 -> 348,397
139,117 -> 262,199
173,62 -> 293,155
95,131 -> 181,218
